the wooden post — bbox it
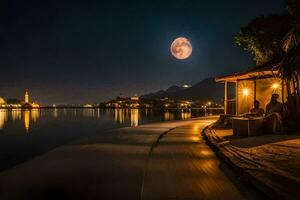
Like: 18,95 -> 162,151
254,79 -> 256,102
282,79 -> 284,103
236,81 -> 238,115
224,81 -> 228,114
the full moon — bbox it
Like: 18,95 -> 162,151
170,37 -> 192,60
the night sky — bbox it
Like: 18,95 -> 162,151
0,0 -> 285,104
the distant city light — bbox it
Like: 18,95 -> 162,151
83,104 -> 93,108
182,84 -> 191,88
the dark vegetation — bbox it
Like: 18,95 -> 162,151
235,0 -> 300,128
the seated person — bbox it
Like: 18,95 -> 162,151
264,94 -> 284,133
243,100 -> 264,117
266,94 -> 284,115
249,100 -> 265,117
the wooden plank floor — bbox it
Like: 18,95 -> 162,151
142,122 -> 246,200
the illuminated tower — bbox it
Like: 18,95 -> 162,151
25,90 -> 29,103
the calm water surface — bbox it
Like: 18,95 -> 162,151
0,108 -> 222,171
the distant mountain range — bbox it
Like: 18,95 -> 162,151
141,78 -> 224,103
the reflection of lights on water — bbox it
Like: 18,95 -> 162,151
113,108 -> 140,125
0,108 -> 214,133
181,111 -> 191,120
31,109 -> 40,122
83,108 -> 94,118
26,109 -> 42,132
114,109 -> 125,124
96,109 -> 100,118
0,110 -> 7,130
8,109 -> 42,132
63,109 -> 67,116
53,108 -> 58,118
130,109 -> 139,127
119,109 -> 124,123
125,109 -> 130,119
24,110 -> 30,132
164,111 -> 170,121
11,109 -> 22,121
164,111 -> 174,121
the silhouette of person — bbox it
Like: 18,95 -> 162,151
264,94 -> 284,133
250,100 -> 264,117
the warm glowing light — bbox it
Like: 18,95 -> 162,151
193,125 -> 199,134
130,109 -> 139,127
24,110 -> 30,132
272,83 -> 280,89
11,109 -> 21,120
0,110 -> 7,130
97,109 -> 100,118
31,102 -> 40,108
25,90 -> 29,104
83,108 -> 94,117
181,110 -> 191,120
53,108 -> 58,118
83,104 -> 93,108
114,109 -> 125,124
164,111 -> 174,121
182,84 -> 191,88
31,109 -> 40,122
200,149 -> 213,156
130,96 -> 139,101
242,88 -> 249,96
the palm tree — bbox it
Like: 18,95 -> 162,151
280,16 -> 300,118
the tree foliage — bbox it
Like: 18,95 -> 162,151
236,0 -> 300,123
286,0 -> 300,17
235,15 -> 291,65
279,0 -> 300,118
235,0 -> 300,65
283,0 -> 300,53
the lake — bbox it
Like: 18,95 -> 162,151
0,108 -> 222,171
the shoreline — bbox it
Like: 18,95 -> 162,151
0,106 -> 224,110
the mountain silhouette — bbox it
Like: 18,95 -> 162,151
141,78 -> 223,103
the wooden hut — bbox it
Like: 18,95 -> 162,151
216,60 -> 284,115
